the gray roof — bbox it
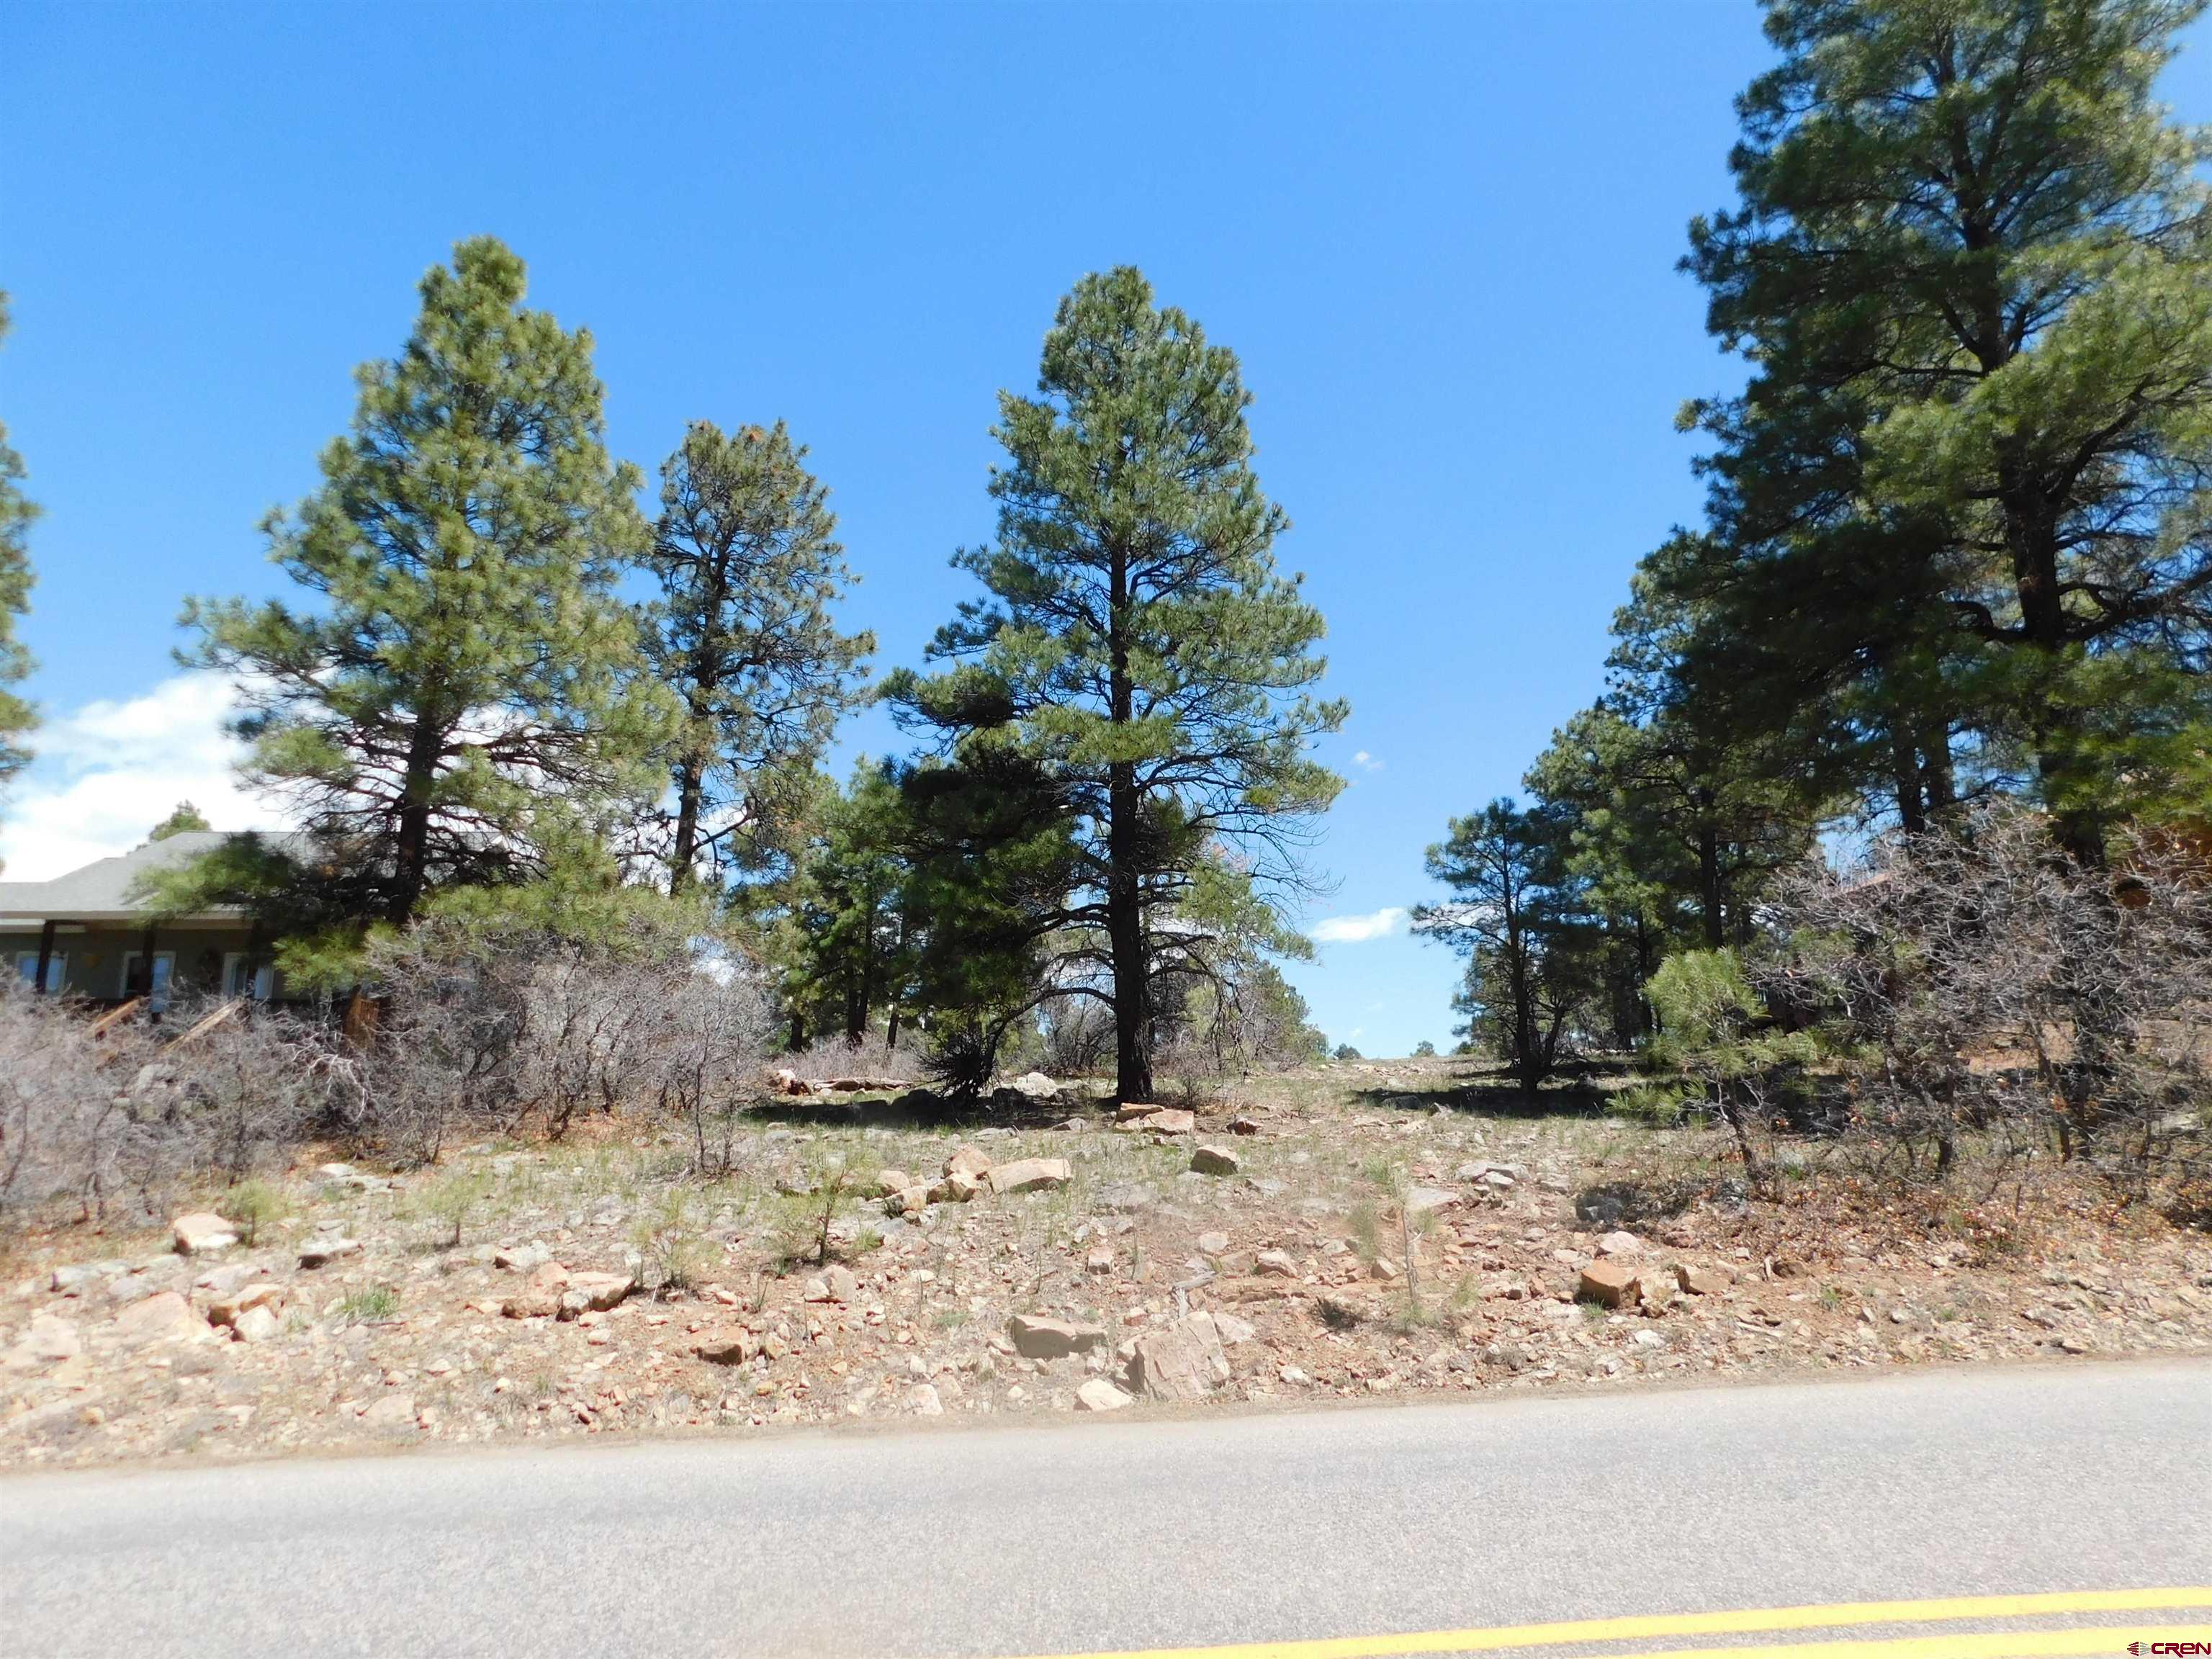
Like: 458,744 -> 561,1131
0,831 -> 312,924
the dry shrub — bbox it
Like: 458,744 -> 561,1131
1755,804 -> 2212,1204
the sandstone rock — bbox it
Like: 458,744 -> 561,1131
1009,1313 -> 1107,1359
987,1157 -> 1071,1196
1146,1109 -> 1197,1136
1115,1102 -> 1165,1123
1190,1145 -> 1240,1176
192,1262 -> 267,1297
907,1382 -> 944,1416
1200,1310 -> 1256,1346
1084,1246 -> 1117,1274
1406,1185 -> 1455,1215
361,1394 -> 417,1431
297,1236 -> 361,1269
207,1282 -> 284,1328
1254,1249 -> 1298,1278
557,1273 -> 634,1320
871,1169 -> 916,1200
943,1146 -> 993,1182
230,1305 -> 281,1344
1674,1262 -> 1736,1296
1076,1378 -> 1132,1412
171,1213 -> 239,1255
493,1243 -> 553,1272
1010,1071 -> 1060,1099
693,1328 -> 763,1365
110,1290 -> 204,1346
1197,1231 -> 1231,1256
1596,1230 -> 1643,1256
1578,1259 -> 1640,1308
883,1184 -> 933,1216
4,1314 -> 80,1368
1124,1314 -> 1231,1401
927,1170 -> 984,1205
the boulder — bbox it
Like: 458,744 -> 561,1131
883,1184 -> 934,1216
230,1305 -> 281,1344
3,1314 -> 80,1369
1254,1249 -> 1298,1278
1197,1231 -> 1231,1256
1084,1246 -> 1117,1274
1200,1310 -> 1256,1346
297,1236 -> 362,1269
557,1272 -> 634,1320
1010,1071 -> 1060,1100
927,1170 -> 984,1205
871,1169 -> 917,1200
943,1146 -> 993,1182
1406,1186 -> 1455,1215
1008,1313 -> 1108,1359
1076,1378 -> 1133,1412
110,1290 -> 204,1347
693,1328 -> 763,1365
1674,1262 -> 1736,1296
907,1382 -> 944,1416
987,1157 -> 1071,1196
1123,1314 -> 1231,1401
493,1243 -> 553,1272
1146,1108 -> 1197,1137
1578,1259 -> 1641,1308
361,1394 -> 417,1432
207,1282 -> 284,1328
1115,1102 -> 1165,1123
171,1213 -> 239,1256
1189,1145 -> 1240,1177
1596,1230 -> 1643,1256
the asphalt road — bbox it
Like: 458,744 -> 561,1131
3,1361 -> 2207,1659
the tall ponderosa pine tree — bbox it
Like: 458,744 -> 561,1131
888,268 -> 1346,1102
0,293 -> 39,792
186,238 -> 671,925
648,420 -> 872,892
1686,0 -> 2212,860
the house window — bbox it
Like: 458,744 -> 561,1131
121,950 -> 177,1013
13,952 -> 66,993
221,953 -> 274,1001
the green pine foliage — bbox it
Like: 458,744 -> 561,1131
1681,0 -> 2212,859
0,293 -> 39,792
886,267 -> 1346,1100
647,419 -> 873,893
182,238 -> 675,930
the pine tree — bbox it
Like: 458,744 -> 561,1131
1414,799 -> 1596,1092
886,268 -> 1346,1102
647,420 -> 872,892
145,801 -> 213,842
184,238 -> 671,925
1688,0 -> 2212,860
0,293 -> 39,790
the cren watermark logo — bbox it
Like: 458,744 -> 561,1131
2130,1642 -> 2212,1655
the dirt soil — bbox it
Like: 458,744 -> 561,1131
4,1057 -> 2207,1469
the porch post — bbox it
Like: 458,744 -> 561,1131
33,920 -> 56,996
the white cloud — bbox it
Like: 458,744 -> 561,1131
0,673 -> 289,880
1352,750 -> 1384,772
1306,904 -> 1409,945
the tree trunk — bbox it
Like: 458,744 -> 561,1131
1105,534 -> 1153,1104
1892,722 -> 1927,836
1696,818 -> 1725,948
669,755 -> 705,894
389,716 -> 444,925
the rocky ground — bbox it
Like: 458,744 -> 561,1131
4,1057 -> 2208,1469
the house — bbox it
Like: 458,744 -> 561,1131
0,831 -> 307,1010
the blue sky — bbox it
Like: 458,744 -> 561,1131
4,4 -> 2206,1056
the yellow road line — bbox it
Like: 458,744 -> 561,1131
1603,1630 -> 2201,1659
997,1589 -> 2212,1659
